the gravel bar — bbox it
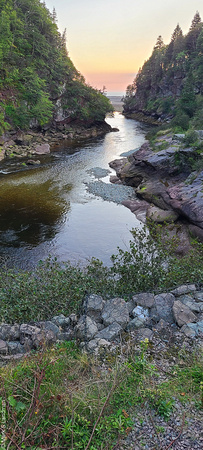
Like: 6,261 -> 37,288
86,180 -> 135,204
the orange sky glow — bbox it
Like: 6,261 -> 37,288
45,0 -> 203,95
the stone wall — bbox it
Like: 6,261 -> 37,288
0,284 -> 203,364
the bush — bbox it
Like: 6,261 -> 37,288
0,227 -> 202,323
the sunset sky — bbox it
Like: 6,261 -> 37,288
45,0 -> 203,95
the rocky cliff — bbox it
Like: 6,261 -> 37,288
110,130 -> 203,251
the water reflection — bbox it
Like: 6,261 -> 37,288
0,113 -> 150,267
0,170 -> 68,246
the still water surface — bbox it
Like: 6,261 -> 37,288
0,113 -> 149,268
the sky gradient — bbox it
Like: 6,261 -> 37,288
45,0 -> 203,94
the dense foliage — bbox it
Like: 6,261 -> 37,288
0,227 -> 202,323
0,0 -> 112,134
123,12 -> 203,129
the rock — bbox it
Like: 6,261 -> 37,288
188,224 -> 203,241
32,329 -> 56,349
167,171 -> 203,230
136,328 -> 154,341
74,316 -> 98,340
69,314 -> 78,326
126,317 -> 146,331
84,294 -> 105,322
154,319 -> 169,330
0,340 -> 8,355
171,284 -> 197,296
51,314 -> 70,329
194,291 -> 203,302
132,293 -> 155,309
126,299 -> 136,315
86,338 -> 111,352
109,157 -> 128,173
0,324 -> 20,341
153,293 -> 175,323
101,298 -> 129,328
27,159 -> 41,165
181,321 -> 203,338
147,206 -> 179,223
172,134 -> 185,141
173,300 -> 197,327
20,324 -> 41,340
110,175 -> 122,184
132,306 -> 149,321
15,133 -> 33,146
57,330 -> 74,341
122,199 -> 149,222
20,324 -> 56,349
33,143 -> 50,155
178,295 -> 201,313
7,342 -> 26,355
42,321 -> 60,336
95,322 -> 123,341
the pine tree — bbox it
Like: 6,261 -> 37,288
171,24 -> 183,41
190,11 -> 201,30
154,35 -> 164,50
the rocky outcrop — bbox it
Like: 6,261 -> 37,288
109,134 -> 203,242
0,285 -> 203,363
0,121 -> 112,163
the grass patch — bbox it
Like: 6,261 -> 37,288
0,340 -> 202,448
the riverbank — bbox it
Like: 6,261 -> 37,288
0,121 -> 112,163
109,129 -> 203,252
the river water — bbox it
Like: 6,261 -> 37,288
0,113 -> 149,269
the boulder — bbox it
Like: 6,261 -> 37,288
171,284 -> 196,296
147,206 -> 179,223
132,305 -> 149,321
0,340 -> 8,355
51,314 -> 70,329
178,295 -> 202,313
33,143 -> 50,155
181,321 -> 203,338
0,324 -> 20,341
95,322 -> 123,341
173,300 -> 197,327
167,171 -> 203,230
136,328 -> 154,341
84,294 -> 105,322
74,316 -> 98,340
86,338 -> 111,352
7,342 -> 26,355
101,298 -> 129,328
153,293 -> 175,323
126,317 -> 146,331
132,293 -> 155,309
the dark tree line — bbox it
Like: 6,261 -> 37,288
0,0 -> 112,134
123,12 -> 203,129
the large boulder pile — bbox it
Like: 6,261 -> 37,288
0,285 -> 202,363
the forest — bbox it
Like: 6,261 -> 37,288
123,12 -> 203,130
0,0 -> 112,136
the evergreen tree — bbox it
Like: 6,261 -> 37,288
190,11 -> 201,30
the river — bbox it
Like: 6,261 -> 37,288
0,112 -> 150,269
